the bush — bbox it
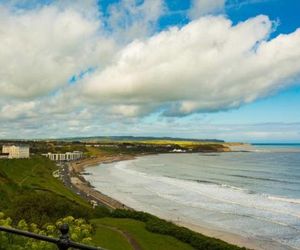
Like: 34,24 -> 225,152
112,209 -> 151,222
92,205 -> 111,218
8,192 -> 93,225
0,212 -> 94,250
111,209 -> 246,250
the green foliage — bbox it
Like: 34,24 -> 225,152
0,143 -> 240,250
89,141 -> 229,155
0,156 -> 90,220
0,212 -> 94,250
92,205 -> 112,218
0,156 -> 87,204
111,209 -> 246,250
92,221 -> 133,250
112,209 -> 150,222
92,218 -> 193,250
8,192 -> 93,225
23,141 -> 88,154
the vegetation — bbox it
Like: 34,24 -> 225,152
92,218 -> 194,250
0,141 -> 247,250
92,221 -> 133,250
0,212 -> 94,250
1,138 -> 230,156
0,157 -> 91,224
111,209 -> 246,250
85,141 -> 229,156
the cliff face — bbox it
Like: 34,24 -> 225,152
225,143 -> 253,152
219,145 -> 232,152
191,142 -> 252,153
191,143 -> 231,152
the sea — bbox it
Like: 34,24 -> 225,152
84,144 -> 300,250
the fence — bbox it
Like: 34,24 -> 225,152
0,223 -> 105,250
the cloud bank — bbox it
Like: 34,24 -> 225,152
82,15 -> 300,116
0,0 -> 300,139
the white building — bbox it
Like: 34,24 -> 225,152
2,145 -> 30,159
0,153 -> 9,159
42,151 -> 83,161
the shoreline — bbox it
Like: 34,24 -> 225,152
177,221 -> 296,250
67,153 -> 137,210
65,152 -> 296,250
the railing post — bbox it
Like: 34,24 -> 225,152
0,224 -> 103,250
57,224 -> 70,250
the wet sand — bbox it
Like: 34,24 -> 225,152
67,153 -> 297,250
69,154 -> 135,173
68,154 -> 135,210
178,221 -> 296,250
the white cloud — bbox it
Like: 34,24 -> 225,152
0,1 -> 300,140
189,0 -> 225,19
0,101 -> 36,120
0,5 -> 114,99
106,0 -> 165,43
82,15 -> 300,116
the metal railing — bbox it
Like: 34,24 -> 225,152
0,223 -> 105,250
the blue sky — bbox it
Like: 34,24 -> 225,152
0,0 -> 300,142
152,0 -> 300,126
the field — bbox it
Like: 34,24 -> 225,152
92,218 -> 194,250
0,156 -> 92,226
0,157 -> 197,250
0,145 -> 245,250
0,156 -> 87,207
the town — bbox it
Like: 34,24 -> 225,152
0,138 -> 248,250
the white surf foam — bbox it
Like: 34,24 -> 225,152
85,157 -> 300,250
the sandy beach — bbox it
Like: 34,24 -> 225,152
66,153 -> 298,250
67,153 -> 136,210
177,221 -> 296,250
69,154 -> 136,173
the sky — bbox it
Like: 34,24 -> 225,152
0,0 -> 300,143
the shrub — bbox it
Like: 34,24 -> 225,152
0,212 -> 94,250
111,209 -> 246,250
8,192 -> 93,225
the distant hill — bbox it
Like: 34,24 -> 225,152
55,136 -> 225,143
0,136 -> 225,143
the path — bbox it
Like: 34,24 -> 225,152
96,224 -> 142,250
18,164 -> 38,187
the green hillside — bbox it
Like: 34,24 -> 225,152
0,156 -> 245,250
92,218 -> 194,250
0,156 -> 90,223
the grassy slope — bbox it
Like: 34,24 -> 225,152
0,156 -> 88,209
0,149 -> 243,250
137,140 -> 220,145
0,156 -> 195,250
92,218 -> 194,250
92,222 -> 132,250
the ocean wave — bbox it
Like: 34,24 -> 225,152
87,154 -> 300,250
228,174 -> 300,184
250,149 -> 272,153
268,196 -> 300,204
150,184 -> 300,232
173,177 -> 220,186
113,161 -> 300,213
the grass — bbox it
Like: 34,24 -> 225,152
0,147 -> 242,249
138,140 -> 221,145
85,146 -> 105,157
91,218 -> 194,250
0,156 -> 88,209
92,222 -> 132,250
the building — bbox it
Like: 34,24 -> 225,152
2,145 -> 30,159
42,151 -> 83,161
0,153 -> 9,159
